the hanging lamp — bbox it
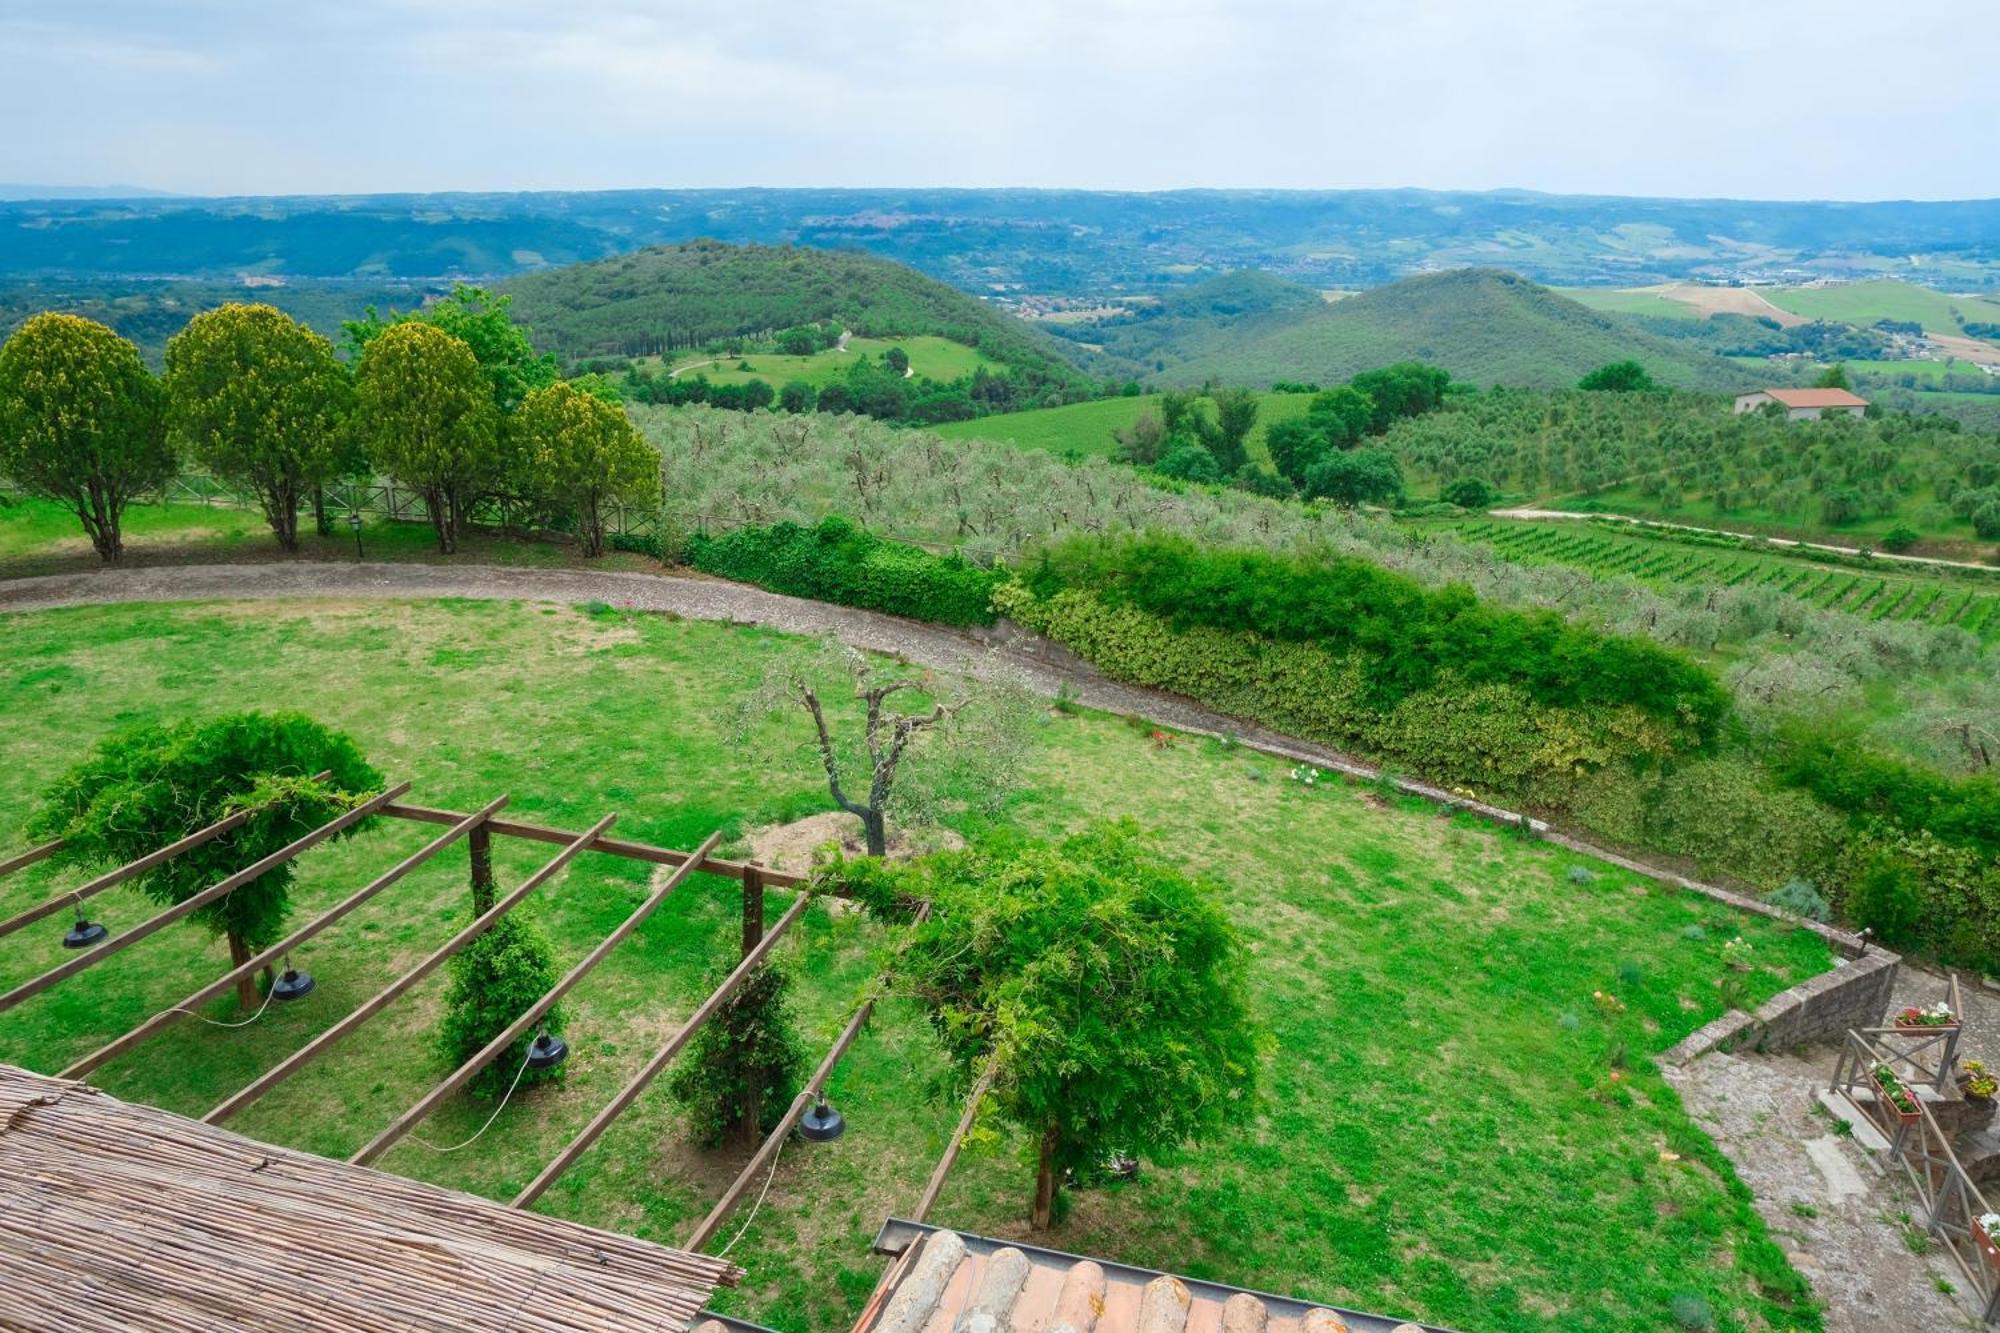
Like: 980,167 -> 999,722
799,1092 -> 846,1142
62,914 -> 107,950
271,958 -> 316,1002
525,1031 -> 569,1071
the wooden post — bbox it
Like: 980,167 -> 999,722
737,866 -> 768,1147
468,822 -> 495,915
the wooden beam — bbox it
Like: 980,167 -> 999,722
911,1057 -> 999,1224
377,803 -> 805,888
0,784 -> 410,1017
0,771 -> 334,941
349,828 -> 725,1167
59,796 -> 510,1082
741,866 -> 765,958
0,839 -> 63,881
511,891 -> 813,1210
684,996 -> 872,1252
203,813 -> 616,1126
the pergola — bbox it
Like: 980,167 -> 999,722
0,779 -> 994,1320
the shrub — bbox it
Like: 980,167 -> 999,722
666,962 -> 807,1147
1846,854 -> 1925,948
437,913 -> 565,1097
1566,865 -> 1598,886
1767,879 -> 1830,922
1440,476 -> 1496,509
689,515 -> 1003,626
1881,525 -> 1921,553
1155,442 -> 1222,483
1771,723 -> 2000,861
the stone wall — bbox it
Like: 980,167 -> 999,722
1664,949 -> 1902,1066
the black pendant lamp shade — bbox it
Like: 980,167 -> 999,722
272,960 -> 316,1002
526,1031 -> 569,1071
62,915 -> 108,949
800,1094 -> 846,1142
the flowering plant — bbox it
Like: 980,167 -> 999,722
1873,1064 -> 1920,1116
1967,1060 -> 1997,1099
1895,1002 -> 1955,1028
1288,765 -> 1322,787
1720,937 -> 1752,968
1591,989 -> 1626,1017
1979,1211 -> 2000,1235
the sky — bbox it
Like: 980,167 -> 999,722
2,0 -> 1995,201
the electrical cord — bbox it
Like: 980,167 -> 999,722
716,1133 -> 786,1258
408,1047 -> 535,1154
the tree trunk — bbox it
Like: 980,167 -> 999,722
227,932 -> 259,1011
860,807 -> 888,858
427,487 -> 454,554
313,485 -> 331,537
263,478 -> 300,553
468,823 -> 495,915
1032,1124 -> 1060,1230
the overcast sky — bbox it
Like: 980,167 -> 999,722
2,0 -> 1993,201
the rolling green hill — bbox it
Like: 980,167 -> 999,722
498,240 -> 1091,386
1162,269 -> 1750,390
1764,278 -> 2000,335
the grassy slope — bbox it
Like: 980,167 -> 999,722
0,600 -> 1828,1333
656,335 -> 997,388
1763,279 -> 2000,335
497,240 -> 1089,385
1560,288 -> 1703,321
931,390 -> 1314,460
1169,270 -> 1746,391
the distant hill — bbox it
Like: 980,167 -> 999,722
1162,269 -> 1752,390
499,241 -> 1091,385
1047,269 -> 1325,372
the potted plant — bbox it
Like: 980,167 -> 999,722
1873,1064 -> 1922,1125
1964,1060 -> 1997,1103
1976,1211 -> 2000,1267
1893,1002 -> 1958,1033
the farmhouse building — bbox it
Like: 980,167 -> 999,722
1733,387 -> 1869,420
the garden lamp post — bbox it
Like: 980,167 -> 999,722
348,512 -> 363,559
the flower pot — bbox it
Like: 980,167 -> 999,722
1976,1217 -> 2000,1268
1894,1020 -> 1959,1035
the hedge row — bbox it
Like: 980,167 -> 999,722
993,582 -> 1689,797
1771,724 -> 2000,860
1021,534 -> 1731,742
687,516 -> 1002,627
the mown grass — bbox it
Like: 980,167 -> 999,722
932,390 -> 1312,462
0,600 -> 1832,1331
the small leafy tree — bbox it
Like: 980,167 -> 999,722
30,713 -> 380,1008
884,345 -> 910,377
437,911 -> 565,1096
1578,360 -> 1656,392
343,284 -> 557,413
165,303 -> 356,552
1303,446 -> 1403,507
513,381 -> 659,556
666,961 -> 807,1147
1441,476 -> 1496,509
893,825 -> 1261,1229
1815,363 -> 1852,390
0,312 -> 171,563
355,322 -> 501,553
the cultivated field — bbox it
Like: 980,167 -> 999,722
932,390 -> 1312,460
0,598 -> 1832,1332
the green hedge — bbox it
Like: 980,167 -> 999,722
1771,724 -> 2000,860
1021,534 -> 1730,744
688,516 -> 1002,626
994,581 -> 1690,798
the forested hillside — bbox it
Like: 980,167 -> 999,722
1159,270 -> 1752,390
498,241 -> 1091,384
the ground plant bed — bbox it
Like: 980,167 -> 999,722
0,597 -> 1835,1332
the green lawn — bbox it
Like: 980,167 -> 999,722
658,335 -> 997,388
0,598 -> 1830,1331
1763,279 -> 2000,336
932,391 -> 1314,461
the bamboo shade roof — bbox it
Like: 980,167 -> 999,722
0,1063 -> 740,1332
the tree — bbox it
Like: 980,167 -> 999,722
0,313 -> 171,564
1815,363 -> 1852,390
438,911 -> 565,1097
1265,417 -> 1330,486
355,323 -> 501,553
1578,360 -> 1656,392
1155,441 -> 1222,483
30,713 -> 380,1009
1112,408 -> 1168,465
666,961 -> 807,1147
1208,386 -> 1259,474
164,304 -> 356,552
779,379 -> 817,414
344,284 -> 556,413
513,382 -> 659,556
892,825 -> 1260,1229
1441,476 -> 1496,509
752,641 -> 1037,856
884,345 -> 910,377
1348,363 -> 1450,431
1305,385 -> 1374,447
1303,446 -> 1404,507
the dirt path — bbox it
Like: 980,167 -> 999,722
1488,507 -> 1997,572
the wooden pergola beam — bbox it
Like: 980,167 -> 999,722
0,839 -> 63,881
349,828 -> 725,1167
911,1057 -> 999,1224
0,771 -> 335,941
378,803 -> 808,889
0,783 -> 410,1017
59,796 -> 511,1082
203,813 -> 616,1126
511,891 -> 813,1210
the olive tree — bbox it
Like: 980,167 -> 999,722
513,381 -> 658,556
30,713 -> 381,1009
355,322 -> 500,553
0,313 -> 171,563
890,825 -> 1261,1228
165,304 -> 355,552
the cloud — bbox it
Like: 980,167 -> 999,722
0,0 -> 1992,198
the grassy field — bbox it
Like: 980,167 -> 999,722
1762,279 -> 2000,336
1436,518 -> 2000,640
0,598 -> 1832,1332
1560,288 -> 1702,321
654,335 -> 998,388
932,390 -> 1313,461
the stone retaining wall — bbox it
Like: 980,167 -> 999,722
1664,948 -> 1902,1066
